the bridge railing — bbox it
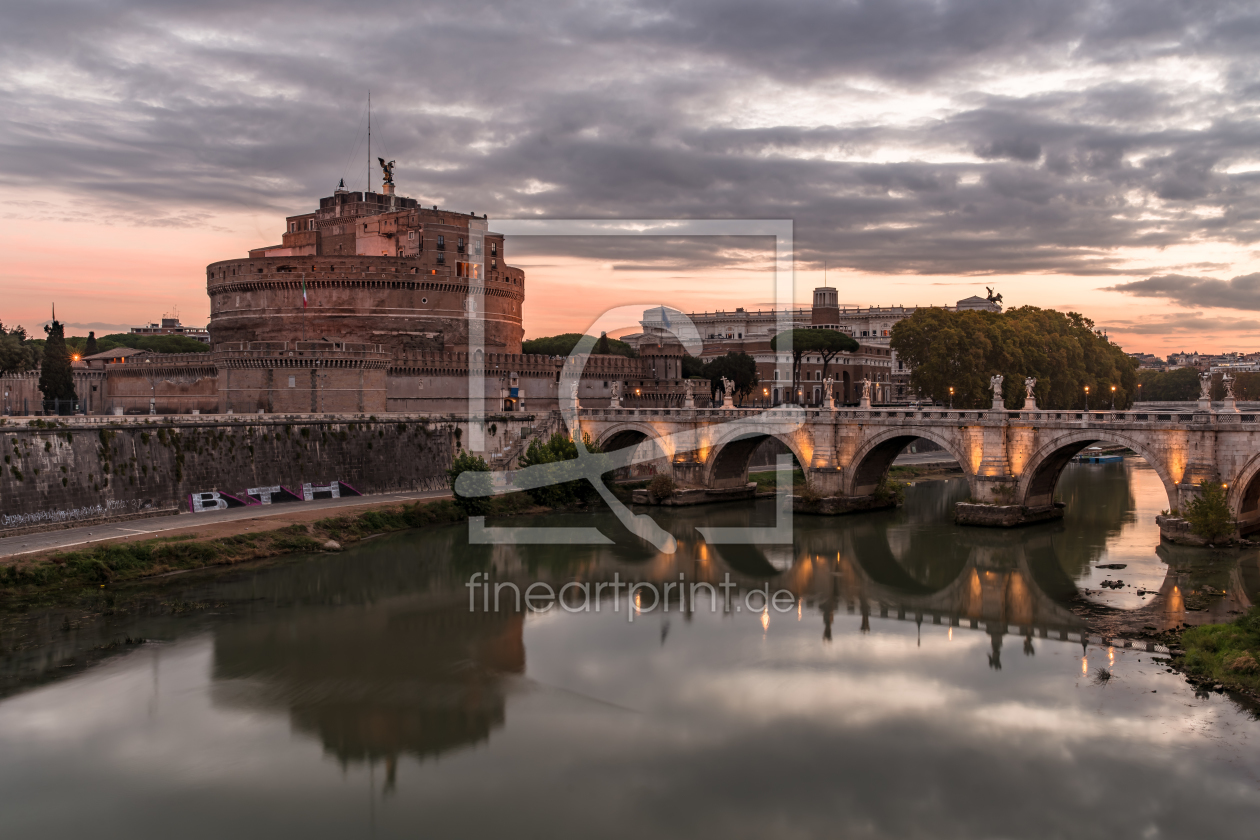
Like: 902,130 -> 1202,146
577,406 -> 1260,425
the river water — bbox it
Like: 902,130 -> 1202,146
1,460 -> 1259,839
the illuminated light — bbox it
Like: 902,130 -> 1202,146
948,627 -> 953,641
761,608 -> 770,632
634,592 -> 641,613
1108,646 -> 1115,667
797,601 -> 802,621
1081,656 -> 1089,675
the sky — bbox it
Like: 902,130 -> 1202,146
4,0 -> 1260,355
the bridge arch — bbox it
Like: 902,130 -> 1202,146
592,422 -> 671,479
701,426 -> 810,491
1227,453 -> 1260,534
1016,430 -> 1178,511
846,427 -> 972,497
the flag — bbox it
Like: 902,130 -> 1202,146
302,280 -> 308,309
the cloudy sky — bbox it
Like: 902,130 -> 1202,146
4,0 -> 1260,353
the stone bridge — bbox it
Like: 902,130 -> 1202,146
576,404 -> 1260,532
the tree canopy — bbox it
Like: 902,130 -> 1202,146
1136,367 -> 1200,401
521,333 -> 637,358
61,333 -> 211,355
516,431 -> 603,508
701,352 -> 759,404
889,306 -> 1137,409
38,319 -> 77,402
0,322 -> 39,374
769,329 -> 859,401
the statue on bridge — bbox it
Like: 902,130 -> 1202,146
824,375 -> 835,410
1199,370 -> 1212,401
570,381 -> 580,410
990,374 -> 1004,408
683,378 -> 695,408
859,377 -> 872,408
720,376 -> 735,407
1023,377 -> 1037,410
610,380 -> 622,408
1224,372 -> 1236,400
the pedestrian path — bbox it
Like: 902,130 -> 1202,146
0,489 -> 453,560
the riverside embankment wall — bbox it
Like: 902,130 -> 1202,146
0,413 -> 466,534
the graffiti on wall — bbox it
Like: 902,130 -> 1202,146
190,480 -> 362,513
1,498 -> 156,530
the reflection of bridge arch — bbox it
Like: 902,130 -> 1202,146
846,427 -> 970,496
701,426 -> 809,490
1016,430 -> 1178,510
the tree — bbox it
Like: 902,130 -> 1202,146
592,332 -> 612,355
889,306 -> 1137,409
521,333 -> 637,358
770,329 -> 859,404
516,431 -> 604,508
447,450 -> 492,516
1137,367 -> 1199,401
84,331 -> 98,357
681,354 -> 706,379
701,352 -> 759,405
1184,480 -> 1233,543
38,317 -> 77,404
0,322 -> 38,374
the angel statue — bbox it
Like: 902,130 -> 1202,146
860,377 -> 872,401
378,157 -> 396,187
721,376 -> 734,398
1199,370 -> 1212,399
990,374 -> 1004,400
611,380 -> 622,402
1023,377 -> 1036,399
684,379 -> 694,400
570,381 -> 580,408
823,376 -> 835,404
1224,372 -> 1236,400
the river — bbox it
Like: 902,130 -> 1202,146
1,460 -> 1258,839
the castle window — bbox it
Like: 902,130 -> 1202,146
458,237 -> 465,253
437,235 -> 445,249
290,222 -> 296,232
492,259 -> 497,270
308,219 -> 315,231
408,231 -> 415,240
491,242 -> 497,255
437,252 -> 445,264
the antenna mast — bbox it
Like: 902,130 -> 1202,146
367,90 -> 371,193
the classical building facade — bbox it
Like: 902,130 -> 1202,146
622,290 -> 1001,404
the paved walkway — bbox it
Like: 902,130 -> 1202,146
0,489 -> 453,560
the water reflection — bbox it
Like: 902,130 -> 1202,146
2,463 -> 1260,838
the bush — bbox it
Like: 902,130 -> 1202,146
516,431 -> 603,508
1183,480 -> 1233,542
1181,607 -> 1260,692
447,450 -> 492,516
647,473 -> 676,501
873,477 -> 905,506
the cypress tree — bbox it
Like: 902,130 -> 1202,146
593,331 -> 612,355
84,330 -> 98,357
39,317 -> 78,404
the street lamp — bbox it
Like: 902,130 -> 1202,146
948,386 -> 954,410
1084,384 -> 1090,411
1110,384 -> 1116,411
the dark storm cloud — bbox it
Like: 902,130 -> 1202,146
1107,272 -> 1260,310
3,0 -> 1260,277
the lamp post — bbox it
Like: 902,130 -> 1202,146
948,386 -> 954,410
1084,385 -> 1090,412
1110,384 -> 1116,411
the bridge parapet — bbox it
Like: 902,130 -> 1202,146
575,405 -> 1260,532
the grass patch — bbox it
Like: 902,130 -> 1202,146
749,468 -> 807,494
1180,607 -> 1260,694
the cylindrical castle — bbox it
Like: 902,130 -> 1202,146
206,184 -> 525,359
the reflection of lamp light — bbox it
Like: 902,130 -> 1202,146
761,608 -> 770,632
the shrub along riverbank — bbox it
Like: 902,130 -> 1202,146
1178,607 -> 1260,697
